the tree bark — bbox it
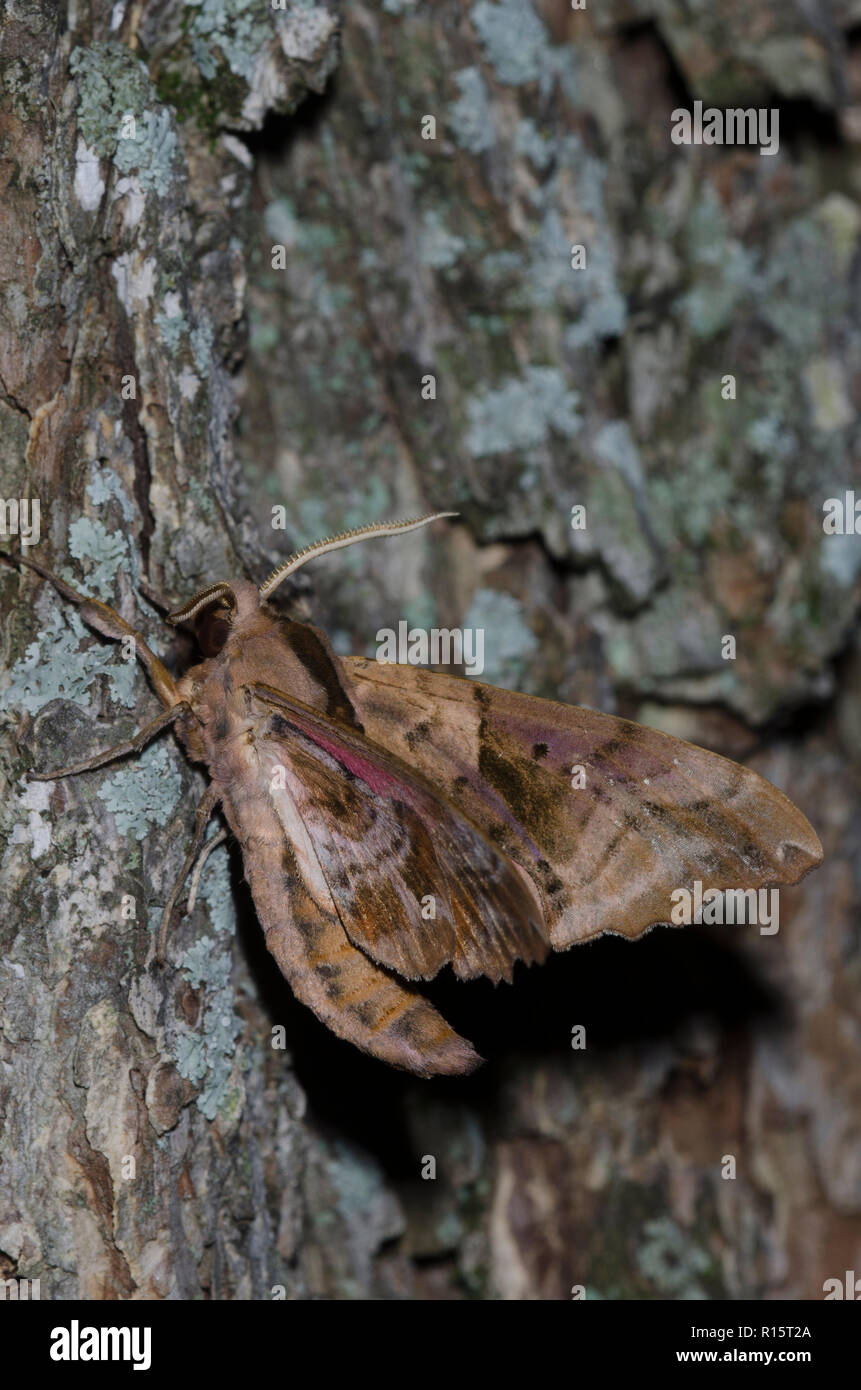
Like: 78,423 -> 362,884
0,0 -> 351,1301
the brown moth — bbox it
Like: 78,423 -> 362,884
10,514 -> 822,1077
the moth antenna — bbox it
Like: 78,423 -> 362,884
258,512 -> 458,601
167,582 -> 237,626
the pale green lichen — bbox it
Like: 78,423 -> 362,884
155,300 -> 187,352
67,517 -> 131,599
70,44 -> 179,196
461,588 -> 537,688
67,476 -> 143,598
97,742 -> 183,840
601,585 -> 728,686
328,1138 -> 405,1254
70,44 -> 153,155
745,413 -> 794,462
198,833 -> 236,931
593,421 -> 645,491
564,253 -> 627,345
482,133 -> 624,339
464,366 -> 581,457
185,0 -> 272,83
399,593 -> 438,637
515,117 -> 553,169
86,469 -> 135,522
4,607 -> 137,714
249,319 -> 279,354
762,214 -> 844,355
526,207 -> 575,309
263,194 -> 341,257
314,277 -> 354,322
418,210 -> 467,269
113,109 -> 178,196
173,1031 -> 208,1085
190,319 -> 214,373
264,196 -> 300,247
470,0 -> 551,88
636,1217 -> 711,1300
449,67 -> 495,154
174,841 -> 243,1120
681,187 -> 758,339
554,139 -> 626,344
821,531 -> 861,588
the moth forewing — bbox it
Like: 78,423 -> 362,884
246,681 -> 549,980
264,720 -> 462,980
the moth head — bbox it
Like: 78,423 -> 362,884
167,581 -> 248,656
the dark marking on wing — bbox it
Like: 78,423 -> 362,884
477,738 -> 568,858
406,720 -> 432,750
282,618 -> 360,727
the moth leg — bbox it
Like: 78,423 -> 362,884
28,703 -> 188,782
7,551 -> 180,709
187,828 -> 228,914
156,784 -> 221,961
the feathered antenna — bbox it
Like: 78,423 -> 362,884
258,512 -> 457,600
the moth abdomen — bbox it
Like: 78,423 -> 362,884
251,829 -> 481,1075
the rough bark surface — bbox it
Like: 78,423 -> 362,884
1,0 -> 860,1300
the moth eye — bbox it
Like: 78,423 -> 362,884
196,606 -> 231,657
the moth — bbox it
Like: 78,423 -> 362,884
9,514 -> 822,1077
